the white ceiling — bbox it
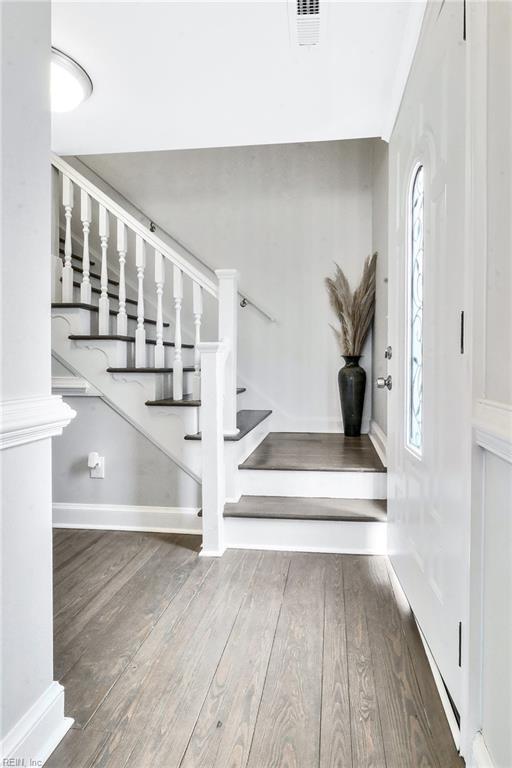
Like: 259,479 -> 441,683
52,1 -> 426,155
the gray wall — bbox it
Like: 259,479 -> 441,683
371,140 -> 389,434
79,139 -> 376,433
52,396 -> 200,508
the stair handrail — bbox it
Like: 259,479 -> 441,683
51,153 -> 218,298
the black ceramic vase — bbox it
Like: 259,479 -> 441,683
338,355 -> 366,437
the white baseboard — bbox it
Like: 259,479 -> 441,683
53,502 -> 202,534
0,682 -> 73,765
369,419 -> 387,467
224,516 -> 387,554
472,732 -> 495,768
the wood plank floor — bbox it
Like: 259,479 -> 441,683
48,530 -> 462,768
239,433 -> 386,472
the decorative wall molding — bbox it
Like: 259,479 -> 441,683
472,732 -> 495,768
53,502 -> 202,534
473,398 -> 512,464
0,395 -> 76,450
52,376 -> 100,397
369,419 -> 387,466
0,682 -> 73,764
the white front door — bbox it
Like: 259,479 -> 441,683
387,1 -> 470,712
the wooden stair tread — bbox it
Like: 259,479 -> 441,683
146,387 -> 246,408
239,432 -> 387,472
63,279 -> 137,306
68,334 -> 194,349
185,409 -> 271,441
224,495 -> 387,522
107,366 -> 195,373
59,247 -> 95,266
52,302 -> 168,327
70,264 -> 119,286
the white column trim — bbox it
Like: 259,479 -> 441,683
0,682 -> 73,764
0,395 -> 76,450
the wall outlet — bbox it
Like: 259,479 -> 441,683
88,452 -> 105,479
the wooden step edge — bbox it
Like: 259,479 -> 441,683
61,278 -> 137,306
223,496 -> 387,523
146,387 -> 246,408
185,409 -> 272,442
51,302 -> 169,327
107,366 -> 195,374
70,265 -> 119,286
68,334 -> 194,349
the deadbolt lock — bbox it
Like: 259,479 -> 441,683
376,375 -> 393,390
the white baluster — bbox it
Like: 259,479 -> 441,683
192,282 -> 203,400
135,236 -> 146,368
61,175 -> 74,301
173,266 -> 183,399
116,220 -> 128,336
98,205 -> 110,334
154,250 -> 165,368
80,190 -> 92,304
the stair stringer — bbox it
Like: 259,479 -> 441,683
52,311 -> 202,483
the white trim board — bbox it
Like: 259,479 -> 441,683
53,502 -> 202,534
369,419 -> 387,467
473,398 -> 512,463
52,376 -> 100,397
0,682 -> 72,765
472,732 -> 496,768
224,516 -> 387,555
0,395 -> 76,450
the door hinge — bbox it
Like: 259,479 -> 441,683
460,311 -> 465,354
458,621 -> 462,667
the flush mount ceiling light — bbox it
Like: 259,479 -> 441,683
51,47 -> 92,113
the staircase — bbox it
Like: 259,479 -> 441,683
51,155 -> 387,556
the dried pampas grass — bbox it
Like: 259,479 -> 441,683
325,253 -> 377,356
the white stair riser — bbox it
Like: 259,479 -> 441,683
70,337 -> 194,370
239,469 -> 387,499
224,516 -> 387,554
222,415 -> 273,502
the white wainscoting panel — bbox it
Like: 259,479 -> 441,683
53,502 -> 201,534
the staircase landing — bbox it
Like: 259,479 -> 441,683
239,432 -> 385,472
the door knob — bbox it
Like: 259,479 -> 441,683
385,346 -> 392,360
377,375 -> 392,390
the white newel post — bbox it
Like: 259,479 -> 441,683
192,282 -> 203,400
173,266 -> 183,398
135,236 -> 146,367
198,342 -> 226,556
98,205 -> 110,334
154,250 -> 165,368
116,220 -> 128,336
61,174 -> 74,301
80,190 -> 92,303
215,269 -> 239,436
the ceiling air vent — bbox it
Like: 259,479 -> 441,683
296,0 -> 320,46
